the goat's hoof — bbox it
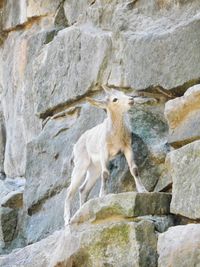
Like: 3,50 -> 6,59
137,186 -> 148,193
99,192 -> 104,198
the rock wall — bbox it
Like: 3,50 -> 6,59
0,0 -> 200,266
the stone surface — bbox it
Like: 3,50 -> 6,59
0,207 -> 18,251
23,188 -> 66,245
0,178 -> 25,253
3,0 -> 27,30
165,84 -> 200,148
0,107 -> 5,178
65,0 -> 200,89
0,191 -> 173,266
1,29 -> 51,177
154,156 -> 172,192
71,192 -> 172,224
158,224 -> 200,267
168,140 -> 200,219
0,178 -> 25,208
139,215 -> 175,233
2,0 -> 62,31
128,104 -> 169,191
26,0 -> 61,19
0,0 -> 200,263
0,221 -> 158,267
34,26 -> 112,117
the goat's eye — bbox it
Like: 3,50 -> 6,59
113,98 -> 118,102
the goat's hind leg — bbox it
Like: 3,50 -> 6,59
79,164 -> 100,206
64,158 -> 90,226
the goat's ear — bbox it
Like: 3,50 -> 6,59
101,85 -> 111,95
86,97 -> 107,109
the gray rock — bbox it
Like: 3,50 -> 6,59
54,3 -> 69,29
137,215 -> 175,233
0,178 -> 25,208
1,30 -> 50,177
65,0 -> 200,89
0,207 -> 18,249
154,173 -> 172,192
109,16 -> 200,89
0,106 -> 5,177
26,0 -> 61,19
23,188 -> 66,245
168,140 -> 200,219
154,156 -> 172,192
33,26 -> 112,117
158,224 -> 200,267
128,104 -> 169,191
2,0 -> 62,31
0,220 -> 158,267
3,0 -> 27,30
165,84 -> 200,148
71,192 -> 172,225
0,178 -> 25,253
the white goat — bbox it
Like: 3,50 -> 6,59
64,86 -> 147,225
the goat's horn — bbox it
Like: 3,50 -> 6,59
101,85 -> 111,94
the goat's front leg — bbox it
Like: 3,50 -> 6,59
99,147 -> 110,197
124,146 -> 148,193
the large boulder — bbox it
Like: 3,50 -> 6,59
168,140 -> 200,219
165,84 -> 200,148
71,192 -> 172,224
0,220 -> 158,267
65,0 -> 200,89
2,0 -> 27,30
26,0 -> 62,19
0,191 -> 173,267
0,207 -> 18,252
33,26 -> 112,117
158,224 -> 200,267
0,178 -> 25,208
2,0 -> 62,30
0,177 -> 25,253
1,29 -> 54,177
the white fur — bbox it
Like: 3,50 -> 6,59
64,86 -> 147,225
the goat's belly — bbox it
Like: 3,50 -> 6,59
109,148 -> 122,160
90,153 -> 101,165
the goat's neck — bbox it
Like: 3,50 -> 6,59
107,109 -> 127,135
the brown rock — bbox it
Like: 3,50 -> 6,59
165,84 -> 200,148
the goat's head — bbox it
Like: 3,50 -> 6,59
86,85 -> 134,113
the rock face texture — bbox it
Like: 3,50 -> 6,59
158,224 -> 200,267
167,140 -> 200,219
165,84 -> 200,148
0,192 -> 172,267
0,0 -> 200,266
